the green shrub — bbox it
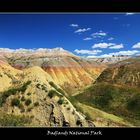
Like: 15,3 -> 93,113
21,96 -> 26,101
48,90 -> 55,98
42,87 -> 46,90
49,81 -> 57,89
48,90 -> 59,98
11,98 -> 20,107
18,81 -> 31,92
36,83 -> 41,89
41,85 -> 47,91
34,102 -> 39,107
67,107 -> 70,111
27,92 -> 31,96
72,110 -> 75,115
76,120 -> 82,126
25,99 -> 32,106
57,98 -> 64,105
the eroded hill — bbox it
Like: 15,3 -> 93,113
0,62 -> 94,126
1,48 -> 106,95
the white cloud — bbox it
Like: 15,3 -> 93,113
132,42 -> 140,48
109,44 -> 124,49
75,28 -> 91,33
91,30 -> 107,38
108,37 -> 114,41
92,43 -> 115,49
100,50 -> 140,57
87,55 -> 99,58
92,42 -> 124,49
126,13 -> 135,16
74,49 -> 102,55
70,24 -> 79,27
83,37 -> 92,41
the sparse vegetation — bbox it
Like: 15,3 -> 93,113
19,81 -> 32,92
0,81 -> 31,106
0,113 -> 31,126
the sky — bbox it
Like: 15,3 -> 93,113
0,13 -> 140,58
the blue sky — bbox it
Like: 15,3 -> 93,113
0,13 -> 140,58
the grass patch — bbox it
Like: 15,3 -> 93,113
0,113 -> 31,126
75,82 -> 140,126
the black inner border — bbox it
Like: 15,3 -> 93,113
0,0 -> 140,138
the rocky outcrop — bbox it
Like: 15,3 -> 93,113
89,55 -> 130,64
